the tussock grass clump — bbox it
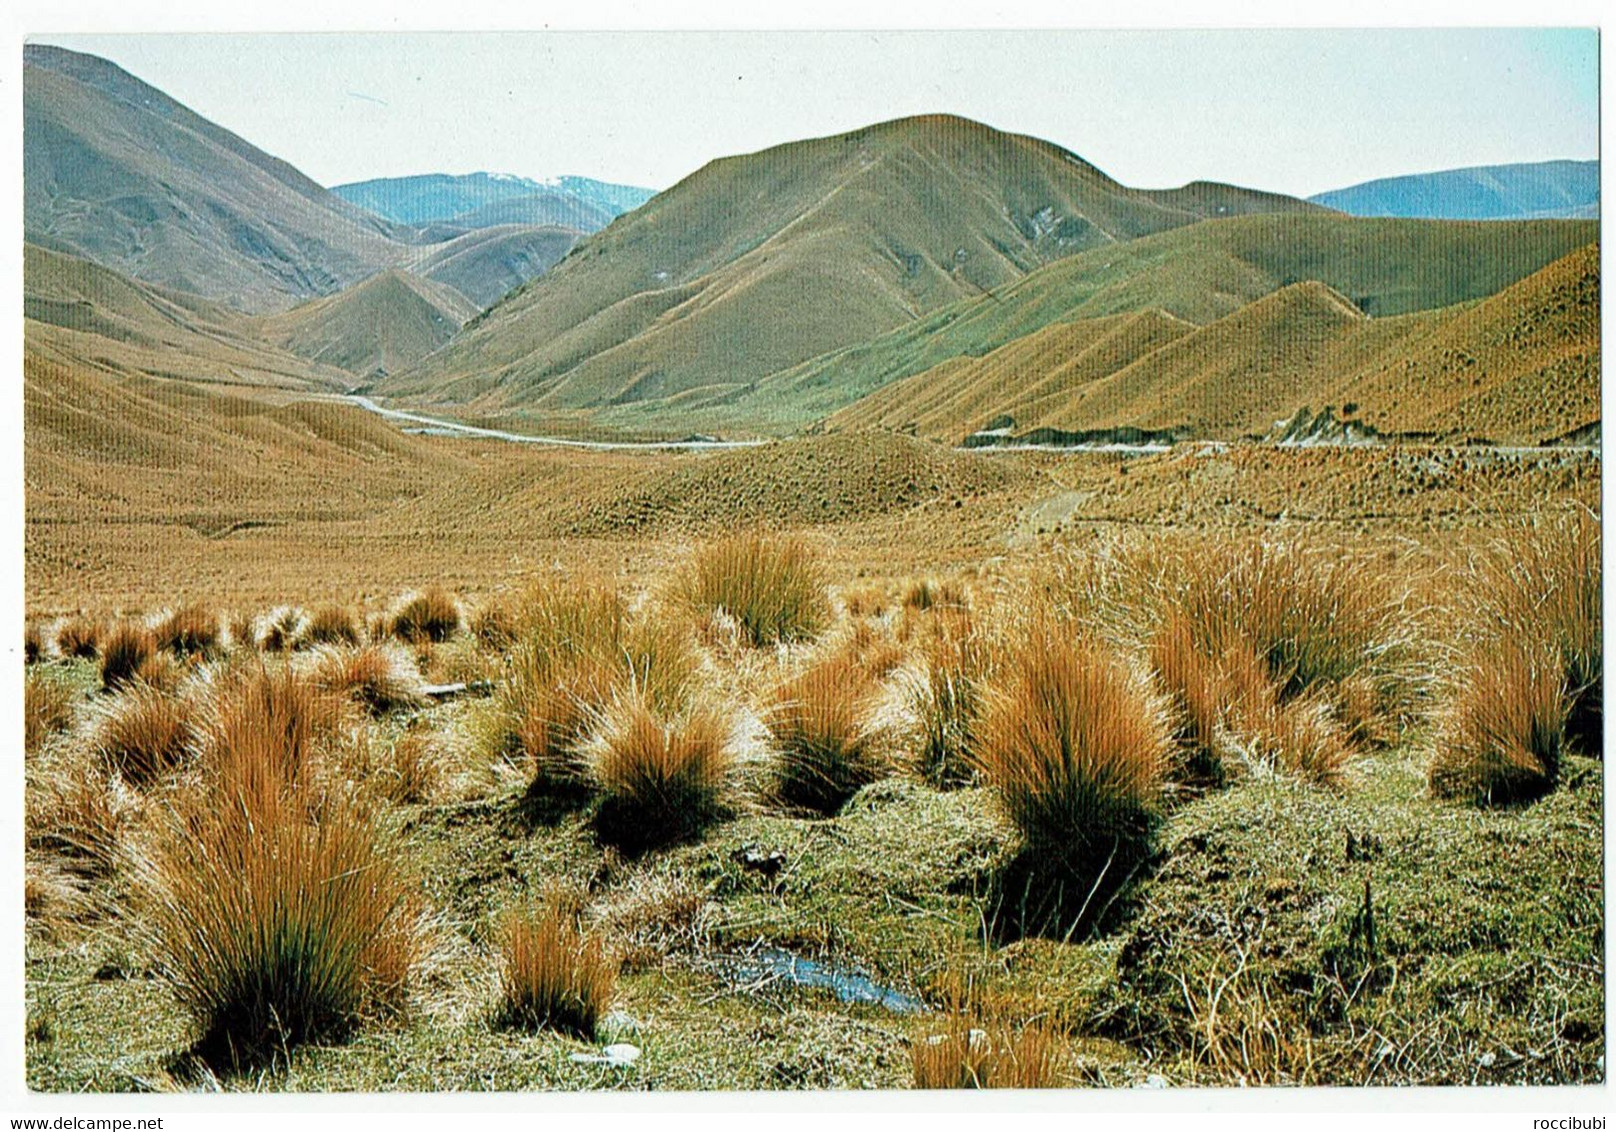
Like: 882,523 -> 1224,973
903,576 -> 969,614
55,616 -> 104,660
495,903 -> 617,1039
259,606 -> 309,653
305,606 -> 362,648
99,623 -> 157,692
1471,512 -> 1601,757
92,682 -> 197,788
137,775 -> 418,1069
154,604 -> 222,658
470,602 -> 518,651
841,583 -> 891,619
588,695 -> 734,853
388,587 -> 462,644
226,610 -> 258,651
906,613 -> 990,788
196,664 -> 348,796
682,534 -> 831,646
28,764 -> 131,881
912,1018 -> 1060,1089
25,621 -> 44,665
311,643 -> 428,715
25,671 -> 75,753
976,627 -> 1168,927
767,654 -> 890,814
1429,642 -> 1567,805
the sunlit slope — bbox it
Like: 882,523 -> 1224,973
403,224 -> 580,308
829,241 -> 1599,445
257,270 -> 480,379
715,214 -> 1597,430
24,244 -> 354,393
381,113 -> 1323,410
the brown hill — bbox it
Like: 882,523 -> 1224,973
404,224 -> 581,309
24,44 -> 414,313
257,270 -> 480,379
379,113 -> 1325,411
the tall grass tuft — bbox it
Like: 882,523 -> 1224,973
767,654 -> 890,814
154,604 -> 222,659
907,613 -> 990,788
495,902 -> 617,1039
588,694 -> 734,853
55,616 -> 104,661
682,534 -> 831,646
195,664 -> 348,798
136,777 -> 418,1068
259,607 -> 309,653
1429,642 -> 1567,805
25,622 -> 43,665
1471,511 -> 1601,757
92,682 -> 197,788
976,626 -> 1169,915
305,606 -> 362,648
99,623 -> 157,692
912,1017 -> 1060,1089
388,588 -> 462,644
25,671 -> 74,753
311,643 -> 428,714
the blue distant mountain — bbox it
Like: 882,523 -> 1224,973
1309,160 -> 1598,220
332,172 -> 657,232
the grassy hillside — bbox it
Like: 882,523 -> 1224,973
380,114 -> 1323,411
404,224 -> 581,309
257,270 -> 480,379
828,241 -> 1599,446
24,244 -> 354,393
639,214 -> 1596,435
24,46 -> 411,313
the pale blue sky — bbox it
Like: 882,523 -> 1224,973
30,29 -> 1600,197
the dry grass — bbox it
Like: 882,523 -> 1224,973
388,587 -> 462,644
494,902 -> 617,1039
153,603 -> 222,658
976,626 -> 1169,883
840,583 -> 891,619
1429,641 -> 1567,805
586,873 -> 712,972
906,613 -> 990,788
28,763 -> 131,881
25,672 -> 75,754
911,1017 -> 1061,1089
310,643 -> 428,714
378,730 -> 441,805
588,695 -> 735,853
135,769 -> 419,1068
25,621 -> 44,665
194,664 -> 349,798
91,682 -> 197,788
902,576 -> 969,613
1470,511 -> 1601,757
766,653 -> 890,814
227,610 -> 258,651
305,606 -> 362,647
99,623 -> 157,692
259,606 -> 309,653
55,616 -> 104,660
470,602 -> 518,650
681,534 -> 831,646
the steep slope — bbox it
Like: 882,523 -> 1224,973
833,241 -> 1599,446
381,113 -> 1326,410
24,44 -> 412,312
257,270 -> 480,378
688,214 -> 1597,432
331,172 -> 653,229
23,243 -> 354,392
1310,160 -> 1599,220
403,224 -> 581,309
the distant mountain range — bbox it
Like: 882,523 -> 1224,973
1309,160 -> 1598,220
331,172 -> 656,232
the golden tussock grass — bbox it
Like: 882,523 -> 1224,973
310,643 -> 428,715
226,609 -> 258,651
91,682 -> 198,788
304,605 -> 362,648
28,762 -> 131,882
153,603 -> 222,658
902,576 -> 970,614
911,1017 -> 1061,1089
587,694 -> 735,853
259,606 -> 309,652
1429,641 -> 1567,805
99,623 -> 156,692
134,768 -> 420,1068
388,587 -> 462,644
470,602 -> 518,651
905,610 -> 991,788
681,534 -> 831,647
975,625 -> 1169,880
55,616 -> 104,661
25,621 -> 44,665
840,583 -> 891,619
494,902 -> 617,1039
766,653 -> 891,814
25,671 -> 75,754
194,664 -> 350,799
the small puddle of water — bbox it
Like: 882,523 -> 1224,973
726,949 -> 925,1015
